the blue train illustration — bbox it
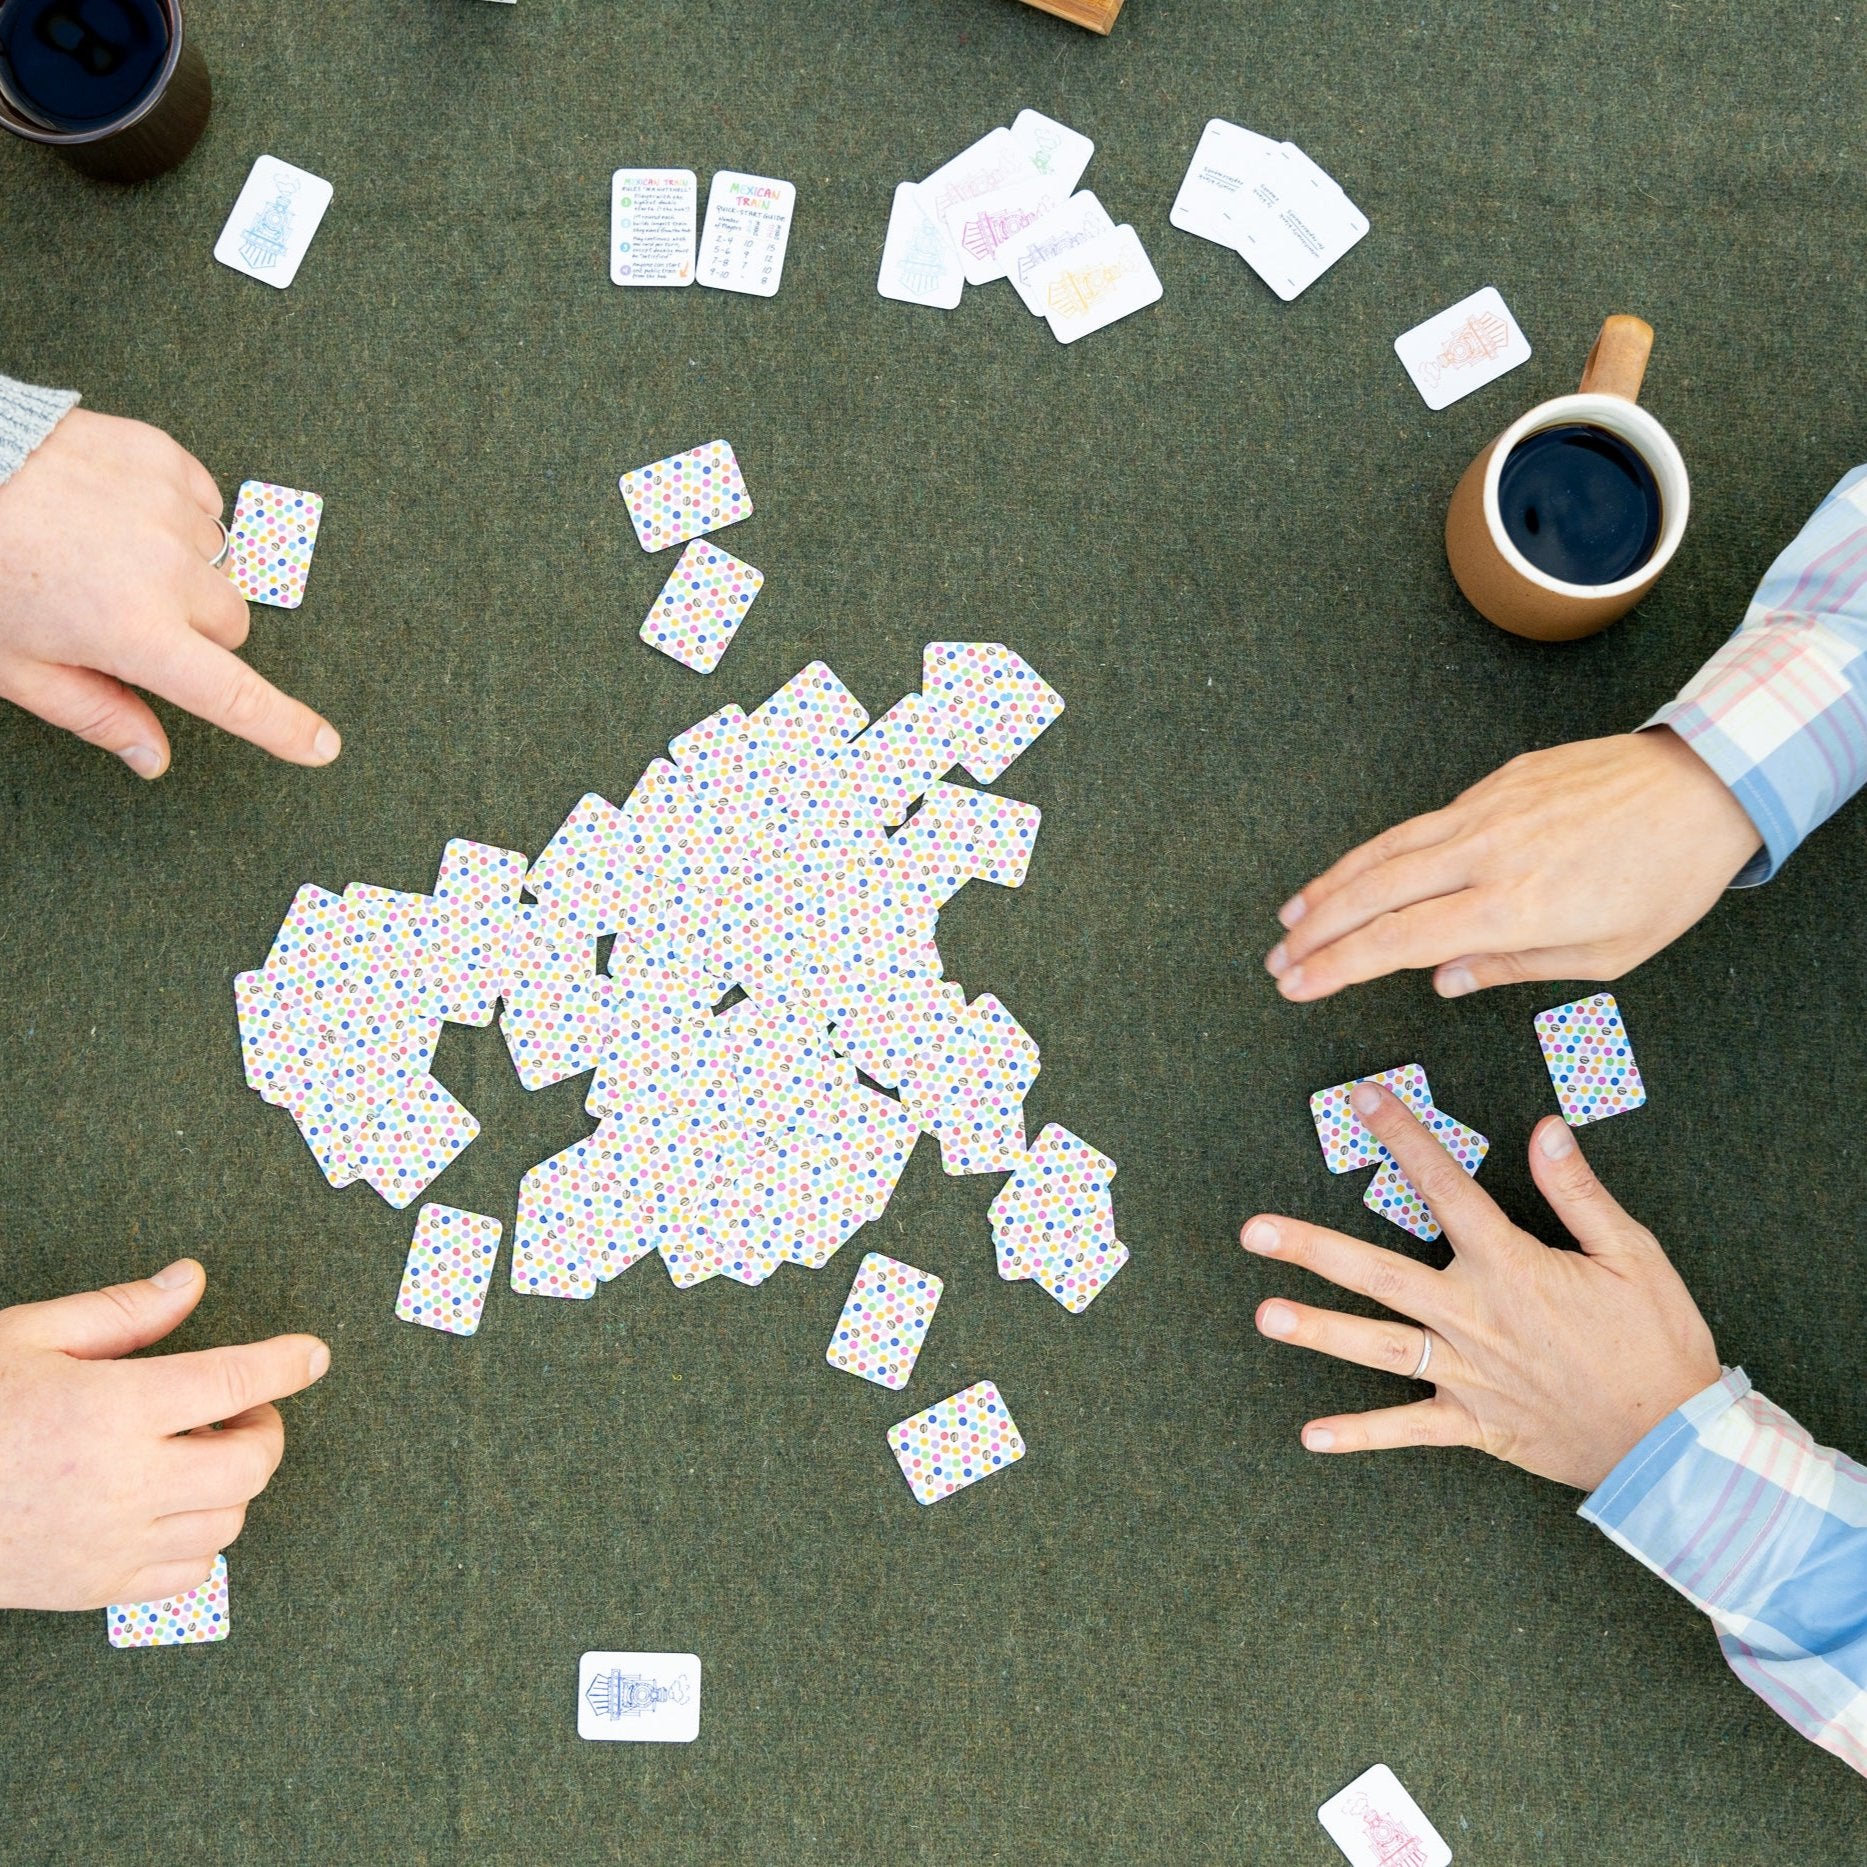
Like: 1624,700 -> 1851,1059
585,1667 -> 693,1721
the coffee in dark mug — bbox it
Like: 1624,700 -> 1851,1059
0,0 -> 168,131
1495,423 -> 1664,587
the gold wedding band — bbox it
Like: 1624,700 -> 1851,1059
208,518 -> 231,568
1410,1330 -> 1434,1381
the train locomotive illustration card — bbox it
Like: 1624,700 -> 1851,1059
214,155 -> 333,289
577,1651 -> 701,1742
1395,285 -> 1531,410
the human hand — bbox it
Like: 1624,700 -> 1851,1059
1241,1082 -> 1720,1490
0,1259 -> 329,1611
0,408 -> 341,779
1265,730 -> 1762,1001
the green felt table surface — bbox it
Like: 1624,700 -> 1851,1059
3,0 -> 1865,1859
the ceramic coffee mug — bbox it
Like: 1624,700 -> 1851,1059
1445,314 -> 1690,641
0,0 -> 209,183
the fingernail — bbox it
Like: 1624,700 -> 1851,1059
1242,1219 -> 1280,1254
121,744 -> 163,779
308,1343 -> 331,1381
151,1259 -> 195,1289
1278,894 -> 1307,929
1539,1121 -> 1577,1159
1350,1081 -> 1383,1116
1259,1302 -> 1297,1338
1265,942 -> 1289,977
1303,1426 -> 1336,1452
1277,964 -> 1306,996
1437,965 -> 1476,998
312,726 -> 342,764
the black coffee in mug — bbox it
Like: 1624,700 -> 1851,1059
1497,423 -> 1663,586
0,0 -> 168,132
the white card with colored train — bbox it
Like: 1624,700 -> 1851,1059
577,1651 -> 701,1742
1318,1765 -> 1451,1867
1395,286 -> 1531,410
214,155 -> 332,289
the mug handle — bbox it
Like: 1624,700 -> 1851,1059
1578,314 -> 1654,401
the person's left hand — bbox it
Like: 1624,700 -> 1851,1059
1240,1081 -> 1721,1490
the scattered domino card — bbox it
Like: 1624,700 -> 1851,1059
1318,1764 -> 1451,1867
921,126 -> 1036,222
1309,1064 -> 1433,1173
225,480 -> 323,609
1009,108 -> 1095,195
214,155 -> 333,289
696,170 -> 796,298
577,1651 -> 700,1742
640,539 -> 764,673
1395,285 -> 1531,410
1001,190 -> 1114,315
1170,118 -> 1282,250
618,439 -> 752,552
1536,991 -> 1646,1126
826,1251 -> 943,1390
107,1555 -> 230,1648
610,167 -> 697,286
395,1203 -> 503,1334
1040,223 -> 1163,344
877,181 -> 964,309
889,1379 -> 1025,1505
943,174 -> 1067,287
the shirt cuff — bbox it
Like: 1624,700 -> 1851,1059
1579,1367 -> 1753,1547
0,373 -> 80,485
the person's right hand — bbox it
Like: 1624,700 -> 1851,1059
1265,729 -> 1763,1001
0,407 -> 342,780
0,1259 -> 329,1611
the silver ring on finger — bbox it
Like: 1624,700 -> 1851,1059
1410,1329 -> 1434,1382
208,518 -> 231,568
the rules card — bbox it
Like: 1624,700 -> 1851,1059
696,170 -> 796,297
1318,1764 -> 1451,1867
1395,285 -> 1531,410
214,155 -> 332,290
577,1651 -> 701,1742
877,181 -> 964,309
610,167 -> 697,286
1170,117 -> 1282,250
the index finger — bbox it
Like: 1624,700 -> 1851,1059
125,623 -> 341,768
1350,1082 -> 1518,1260
137,1335 -> 330,1434
1279,805 -> 1459,931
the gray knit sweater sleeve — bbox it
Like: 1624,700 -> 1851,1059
0,373 -> 80,484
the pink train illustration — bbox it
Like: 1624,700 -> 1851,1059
1361,1803 -> 1432,1867
959,201 -> 1050,263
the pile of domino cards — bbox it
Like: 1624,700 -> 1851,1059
877,108 -> 1162,344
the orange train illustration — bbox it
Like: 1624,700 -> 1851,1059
1045,256 -> 1138,320
1422,309 -> 1510,389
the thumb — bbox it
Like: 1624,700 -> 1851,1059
1433,946 -> 1602,999
9,1258 -> 206,1359
1527,1119 -> 1652,1261
0,659 -> 172,779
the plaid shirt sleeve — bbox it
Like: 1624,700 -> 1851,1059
1647,464 -> 1867,885
1579,1368 -> 1867,1776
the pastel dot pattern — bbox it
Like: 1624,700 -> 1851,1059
921,641 -> 1066,785
827,1251 -> 945,1389
617,438 -> 752,553
990,1122 -> 1117,1281
893,781 -> 1042,903
352,1075 -> 481,1209
396,1203 -> 503,1334
1361,1131 -> 1489,1242
107,1554 -> 230,1648
641,539 -> 765,673
1309,1063 -> 1434,1173
889,1379 -> 1026,1505
1028,1195 -> 1129,1313
226,480 -> 323,609
1536,992 -> 1647,1126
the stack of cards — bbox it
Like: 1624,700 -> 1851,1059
610,167 -> 796,297
232,644 -> 1107,1323
989,1123 -> 1127,1310
1309,1063 -> 1488,1244
878,109 -> 1162,344
1171,118 -> 1367,300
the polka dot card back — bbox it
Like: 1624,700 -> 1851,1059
1309,1063 -> 1433,1173
617,438 -> 752,552
395,1203 -> 503,1334
889,1378 -> 1025,1505
641,539 -> 765,673
107,1554 -> 231,1648
826,1251 -> 944,1389
1535,992 -> 1647,1126
226,479 -> 323,609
